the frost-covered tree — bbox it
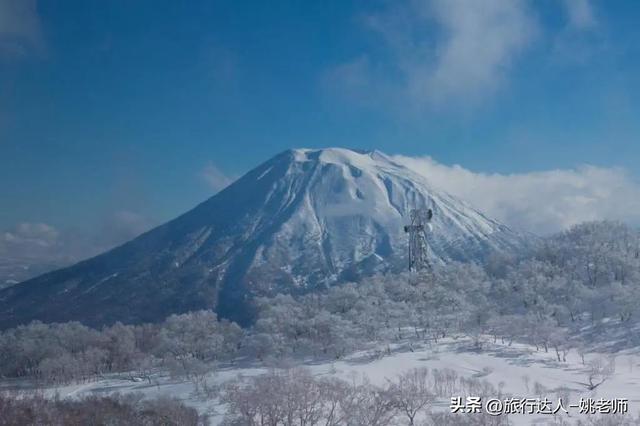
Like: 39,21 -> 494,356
387,367 -> 433,425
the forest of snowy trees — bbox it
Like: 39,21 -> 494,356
219,367 -> 510,426
218,367 -> 640,426
1,221 -> 639,384
248,221 -> 640,360
0,311 -> 243,384
1,221 -> 640,424
0,393 -> 206,425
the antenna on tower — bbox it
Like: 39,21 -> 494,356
404,208 -> 433,272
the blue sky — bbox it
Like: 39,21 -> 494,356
1,0 -> 640,259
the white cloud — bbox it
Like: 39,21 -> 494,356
551,0 -> 602,65
393,155 -> 640,235
201,162 -> 235,193
0,222 -> 68,285
411,0 -> 536,104
329,0 -> 537,108
328,0 -> 607,110
0,212 -> 154,263
0,0 -> 44,57
562,0 -> 596,30
0,210 -> 157,285
1,222 -> 59,253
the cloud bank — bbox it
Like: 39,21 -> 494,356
0,211 -> 154,286
393,155 -> 640,235
1,223 -> 60,258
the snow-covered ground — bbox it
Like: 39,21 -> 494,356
9,337 -> 639,425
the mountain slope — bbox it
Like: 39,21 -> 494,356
0,148 -> 527,328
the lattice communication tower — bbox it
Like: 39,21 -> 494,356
403,208 -> 433,272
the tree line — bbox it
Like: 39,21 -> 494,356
0,392 -> 206,425
0,311 -> 242,384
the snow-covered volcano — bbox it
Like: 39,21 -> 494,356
0,148 -> 526,328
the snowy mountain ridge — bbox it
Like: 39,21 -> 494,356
0,148 -> 527,328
